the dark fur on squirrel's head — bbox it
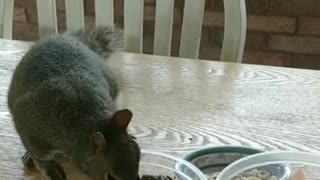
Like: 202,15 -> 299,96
79,109 -> 141,180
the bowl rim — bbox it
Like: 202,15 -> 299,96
140,150 -> 208,180
181,145 -> 265,161
176,145 -> 291,180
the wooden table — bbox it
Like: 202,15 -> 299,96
0,39 -> 319,179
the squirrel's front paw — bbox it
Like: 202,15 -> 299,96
22,151 -> 36,169
45,161 -> 67,180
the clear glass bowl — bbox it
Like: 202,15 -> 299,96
139,150 -> 207,180
217,151 -> 320,180
178,145 -> 290,180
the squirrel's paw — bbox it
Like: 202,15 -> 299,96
22,151 -> 36,169
46,161 -> 67,180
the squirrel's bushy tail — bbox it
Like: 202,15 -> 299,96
69,25 -> 124,59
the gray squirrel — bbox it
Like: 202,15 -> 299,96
7,26 -> 141,180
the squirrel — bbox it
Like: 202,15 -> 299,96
7,26 -> 141,180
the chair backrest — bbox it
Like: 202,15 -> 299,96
1,0 -> 247,62
36,0 -> 58,38
221,0 -> 247,63
0,0 -> 14,39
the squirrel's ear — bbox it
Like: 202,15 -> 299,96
112,109 -> 133,129
90,132 -> 106,154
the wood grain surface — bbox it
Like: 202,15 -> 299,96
0,39 -> 319,179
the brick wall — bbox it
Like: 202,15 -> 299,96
13,0 -> 320,70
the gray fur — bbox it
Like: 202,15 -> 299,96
68,25 -> 124,59
7,26 -> 140,180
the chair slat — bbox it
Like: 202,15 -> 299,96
153,0 -> 174,56
221,0 -> 247,63
124,0 -> 144,53
0,0 -> 14,39
36,0 -> 58,38
0,0 -> 3,37
95,0 -> 114,26
65,0 -> 85,32
179,0 -> 205,59
2,0 -> 14,39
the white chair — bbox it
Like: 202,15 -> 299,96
0,0 -> 247,62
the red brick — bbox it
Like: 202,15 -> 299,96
13,22 -> 39,41
57,10 -> 66,32
171,24 -> 182,42
298,17 -> 320,36
245,32 -> 268,50
211,0 -> 269,15
114,0 -> 124,27
83,0 -> 94,15
143,36 -> 154,54
14,0 -> 36,9
268,35 -> 320,55
56,0 -> 65,11
200,27 -> 210,46
243,50 -> 293,67
174,0 -> 184,8
204,0 -> 211,10
144,0 -> 155,5
171,24 -> 182,57
246,0 -> 269,14
143,22 -> 154,37
293,54 -> 320,70
144,5 -> 156,22
14,8 -> 27,23
269,0 -> 320,17
84,15 -> 96,29
202,11 -> 224,27
170,40 -> 180,57
203,12 -> 296,33
24,8 -> 36,23
114,16 -> 124,28
199,47 -> 221,60
209,28 -> 224,48
209,28 -> 267,50
247,15 -> 296,33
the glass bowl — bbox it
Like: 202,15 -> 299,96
139,150 -> 207,180
217,151 -> 320,180
176,145 -> 290,180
